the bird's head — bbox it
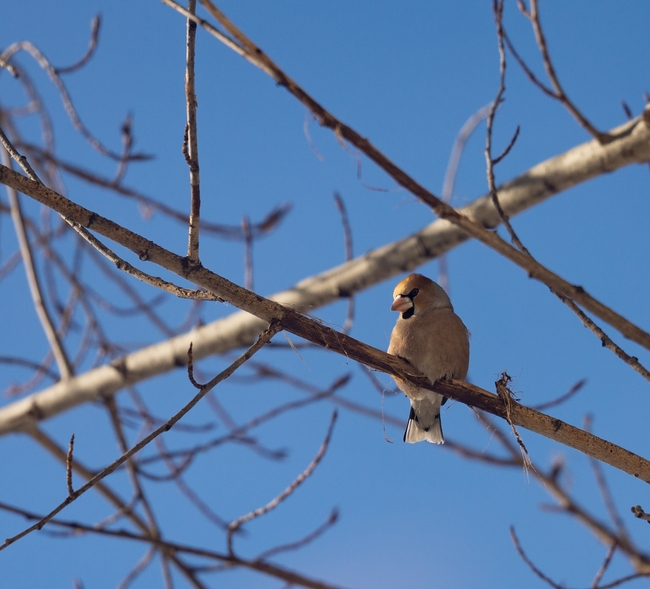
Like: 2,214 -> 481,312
390,273 -> 452,319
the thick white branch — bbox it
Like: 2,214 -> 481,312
1,113 -> 648,436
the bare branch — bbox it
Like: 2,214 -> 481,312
555,293 -> 650,384
0,322 -> 281,551
254,508 -> 339,561
1,105 -> 650,434
1,146 -> 73,379
242,215 -> 253,290
0,41 -> 151,162
227,410 -> 338,554
333,192 -> 355,333
592,541 -> 617,589
54,15 -> 102,75
0,501 -> 349,589
510,526 -> 564,589
65,433 -> 75,497
163,2 -> 650,354
530,378 -> 586,412
185,0 -> 201,264
520,0 -> 610,142
1,166 -> 650,483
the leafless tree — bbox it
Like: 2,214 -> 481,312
1,1 -> 650,587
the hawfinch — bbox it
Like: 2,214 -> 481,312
387,274 -> 470,444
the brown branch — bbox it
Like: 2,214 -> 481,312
592,542 -> 617,589
65,433 -> 75,496
0,501 -> 350,589
164,1 -> 650,354
0,41 -> 151,162
27,427 -> 207,588
0,322 -> 280,551
187,342 -> 203,388
103,395 -> 171,567
530,378 -> 586,412
227,410 -> 338,554
585,416 -> 630,542
255,509 -> 339,562
242,215 -> 253,290
1,146 -> 73,379
113,113 -> 133,185
485,9 -> 649,382
555,293 -> 650,383
185,0 -> 201,264
631,505 -> 650,524
0,164 -> 649,484
510,526 -> 564,588
333,192 -> 355,333
478,413 -> 650,573
485,0 -> 528,255
17,140 -> 292,240
154,435 -> 230,530
55,15 -> 102,74
116,547 -> 156,589
521,0 -> 610,143
69,220 -> 221,302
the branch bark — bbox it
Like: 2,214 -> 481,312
0,165 -> 648,485
1,109 -> 650,433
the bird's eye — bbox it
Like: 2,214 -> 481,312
408,288 -> 419,298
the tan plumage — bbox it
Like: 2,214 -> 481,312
387,274 -> 470,444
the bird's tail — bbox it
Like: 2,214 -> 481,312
403,406 -> 444,444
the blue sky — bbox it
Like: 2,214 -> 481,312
2,1 -> 650,588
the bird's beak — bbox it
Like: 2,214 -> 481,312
391,294 -> 413,313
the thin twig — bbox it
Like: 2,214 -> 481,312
68,218 -> 221,301
438,103 -> 492,291
187,342 -> 203,388
631,505 -> 650,524
113,113 -> 134,185
485,0 -> 528,255
510,526 -> 563,588
0,322 -> 281,552
116,547 -> 156,589
27,426 -> 208,589
0,501 -> 349,589
0,41 -> 151,161
185,0 -> 201,264
555,293 -> 650,384
333,192 -> 355,333
520,0 -> 610,142
592,541 -> 617,589
242,215 -> 253,290
16,140 -> 292,239
66,434 -> 75,496
530,378 -> 586,411
227,410 -> 338,555
1,144 -> 73,379
54,15 -> 102,75
495,372 -> 533,475
254,508 -> 339,561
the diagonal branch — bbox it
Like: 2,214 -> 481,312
0,169 -> 648,484
166,1 -> 650,353
0,321 -> 280,552
1,109 -> 650,433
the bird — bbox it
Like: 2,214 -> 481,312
387,273 -> 470,444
